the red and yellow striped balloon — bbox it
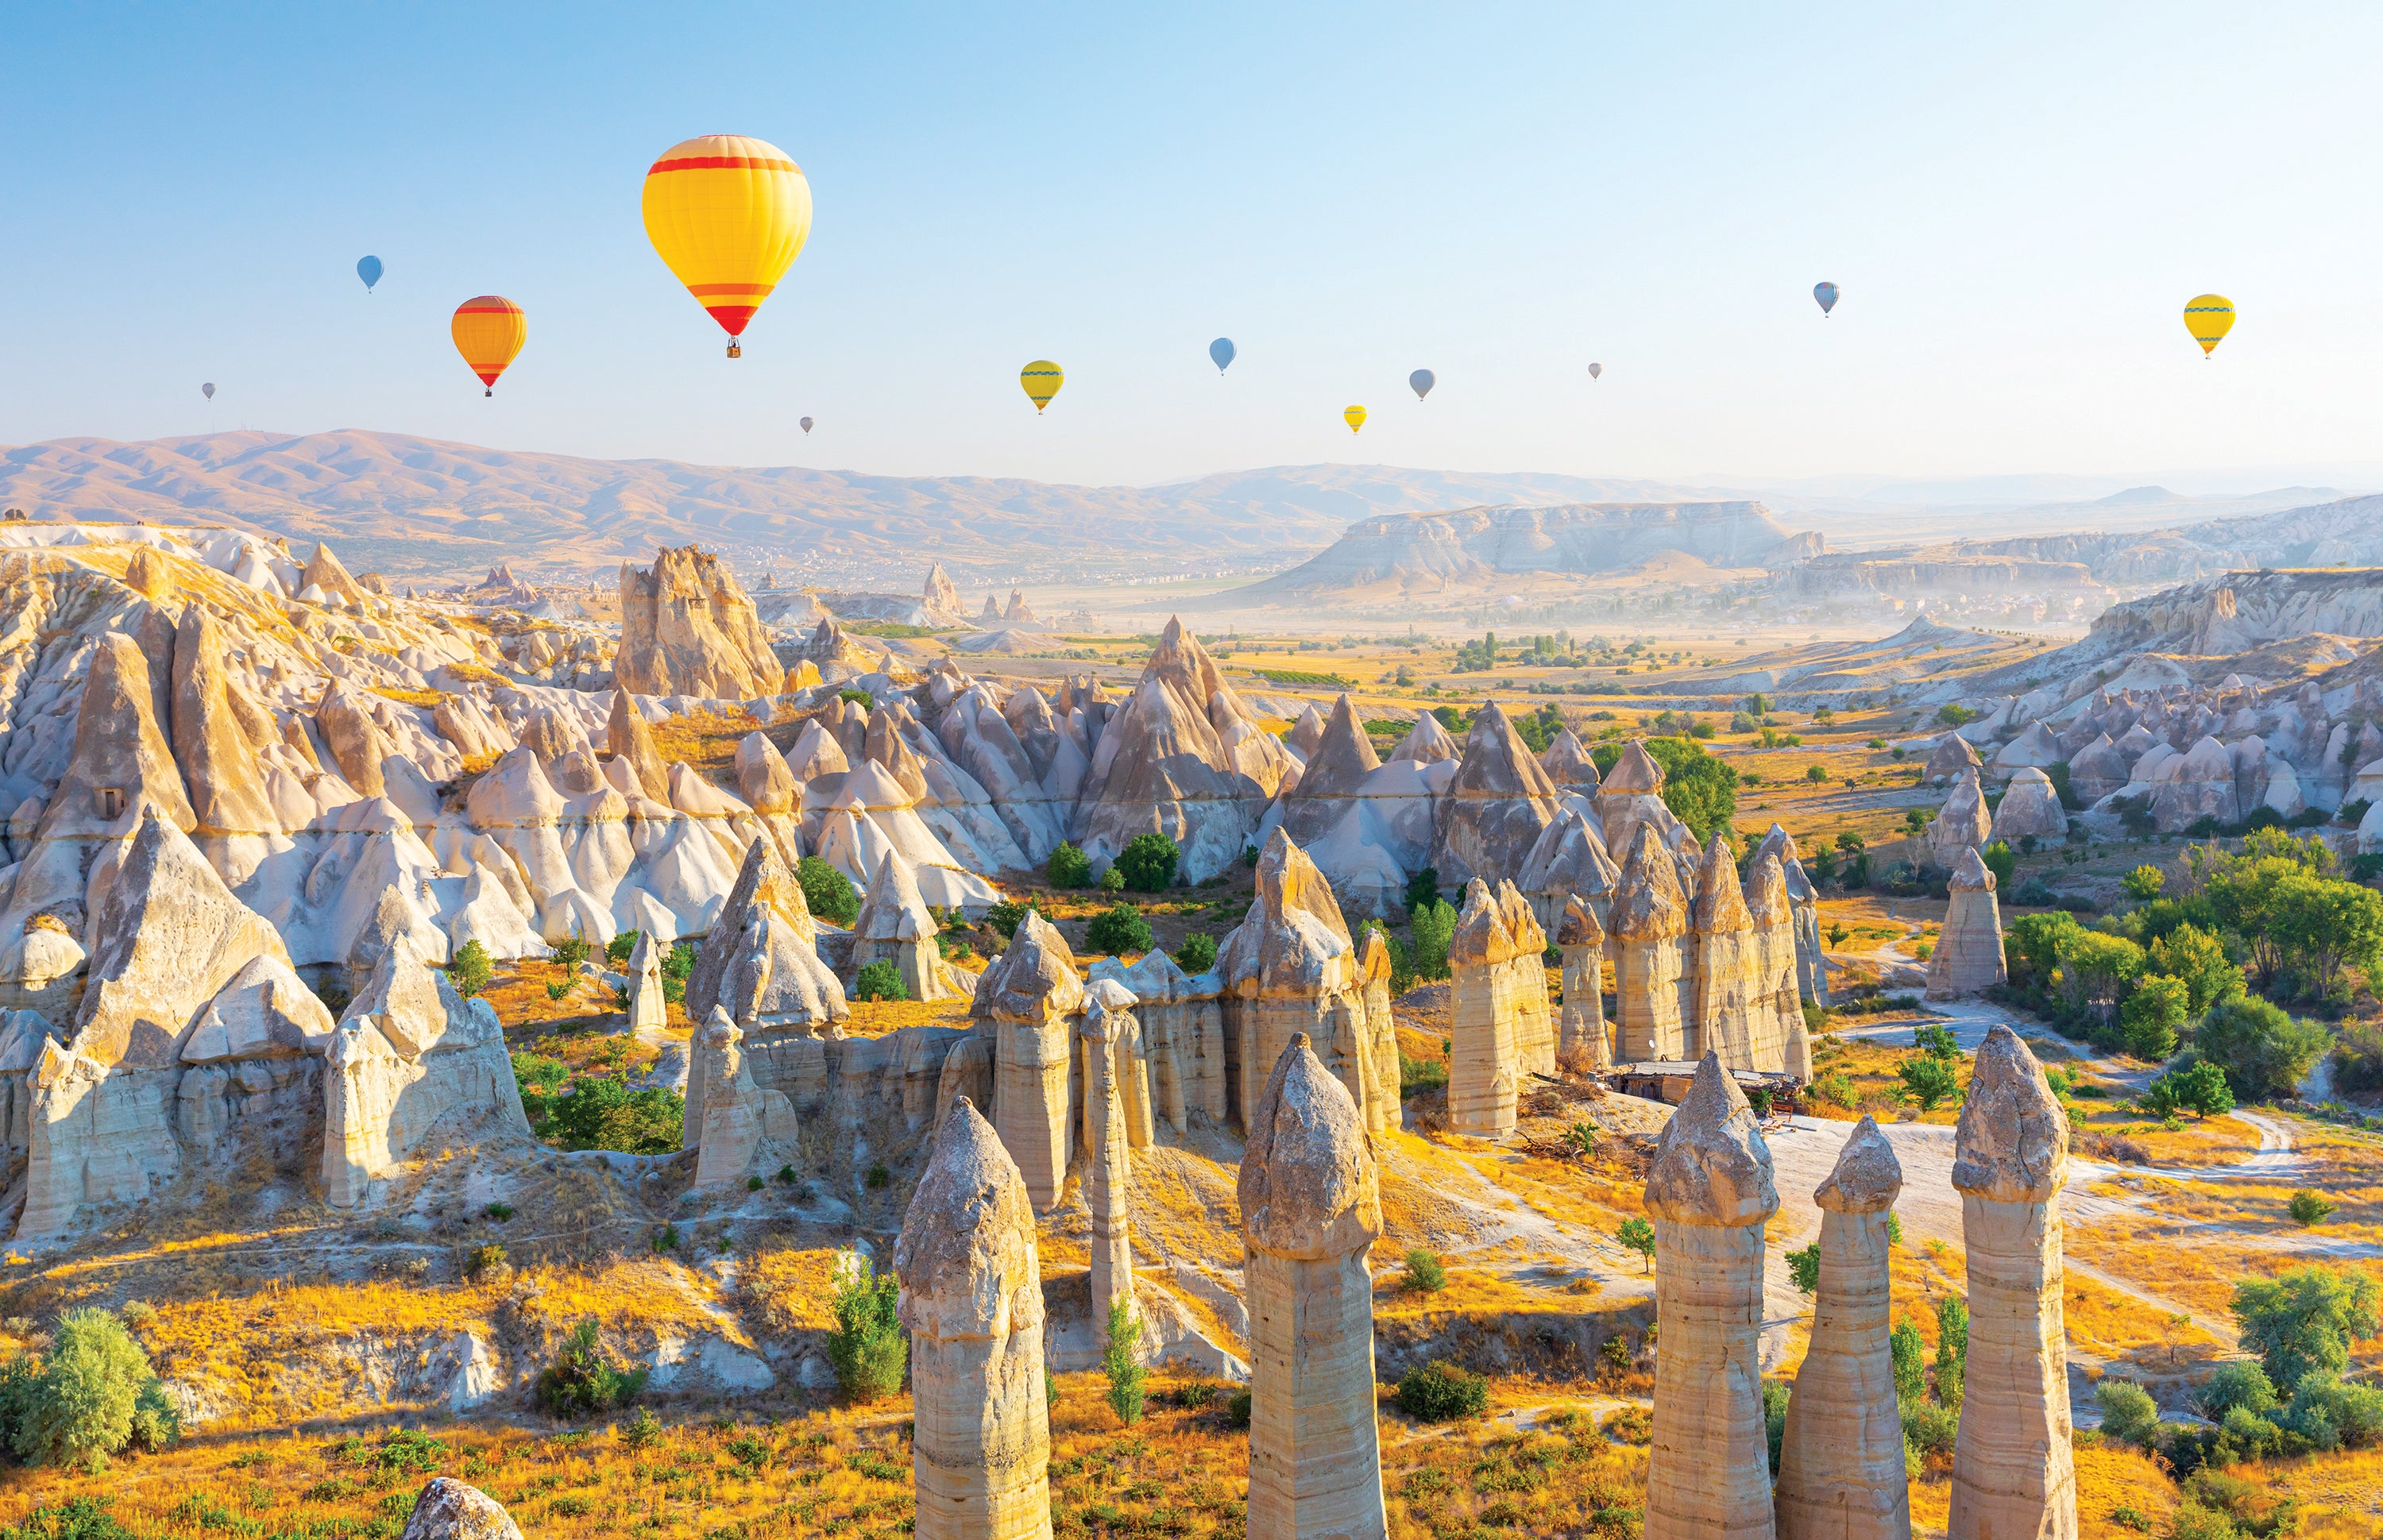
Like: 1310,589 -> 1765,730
450,296 -> 526,396
641,133 -> 813,356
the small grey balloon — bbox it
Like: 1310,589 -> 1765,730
202,382 -> 216,399
800,417 -> 813,433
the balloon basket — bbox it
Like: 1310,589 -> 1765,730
726,343 -> 741,358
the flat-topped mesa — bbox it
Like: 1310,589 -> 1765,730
1539,728 -> 1602,793
1447,879 -> 1524,1138
977,911 -> 1083,1211
1431,701 -> 1561,886
854,849 -> 958,1002
1754,824 -> 1829,1006
1777,1117 -> 1910,1540
1083,997 -> 1134,1329
1214,828 -> 1367,1130
1643,1053 -> 1779,1540
1742,851 -> 1802,1075
1555,894 -> 1611,1074
1516,805 -> 1620,937
1687,834 -> 1758,1066
1949,1026 -> 2076,1540
896,1098 -> 1053,1540
1928,847 -> 2007,1001
1929,771 -> 1992,863
1610,823 -> 1689,1062
1238,1034 -> 1385,1540
1594,739 -> 1686,859
615,545 -> 781,699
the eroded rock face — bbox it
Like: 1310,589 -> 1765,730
978,912 -> 1083,1210
1448,879 -> 1524,1138
1594,739 -> 1685,859
1925,732 -> 1983,785
1754,824 -> 1828,1008
854,849 -> 960,1002
1995,766 -> 2068,841
1555,895 -> 1610,1074
1611,824 -> 1688,1062
1929,771 -> 1991,863
1688,835 -> 1759,1067
1083,998 -> 1134,1330
1431,702 -> 1559,886
1643,1054 -> 1779,1540
896,1098 -> 1053,1540
1949,1026 -> 2075,1540
615,546 -> 781,699
1740,852 -> 1799,1075
1777,1117 -> 1909,1540
1214,829 -> 1371,1130
1928,847 -> 2006,999
1238,1033 -> 1385,1540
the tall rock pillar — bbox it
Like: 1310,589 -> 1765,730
1927,847 -> 2007,1000
1084,995 -> 1134,1328
1755,824 -> 1829,1006
1644,1052 -> 1779,1540
1497,881 -> 1553,1076
1949,1026 -> 2076,1540
1556,894 -> 1610,1073
896,1098 -> 1053,1540
1612,824 -> 1689,1062
1690,834 -> 1759,1065
1744,852 -> 1801,1074
979,913 -> 1083,1211
1357,927 -> 1401,1135
1448,879 -> 1522,1137
1776,1116 -> 1910,1540
1240,1033 -> 1386,1540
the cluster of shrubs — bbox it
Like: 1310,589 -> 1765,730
0,1309 -> 180,1472
512,1052 -> 686,1155
1045,833 -> 1180,894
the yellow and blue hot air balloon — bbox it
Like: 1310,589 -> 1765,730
1210,338 -> 1235,373
1343,404 -> 1367,433
1021,360 -> 1064,413
2184,294 -> 2235,357
642,134 -> 813,358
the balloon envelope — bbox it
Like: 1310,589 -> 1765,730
2184,294 -> 2235,356
642,134 -> 813,345
1021,360 -> 1064,412
1210,337 -> 1234,372
201,383 -> 215,400
357,255 -> 383,291
1813,281 -> 1840,315
451,296 -> 527,396
1409,369 -> 1435,400
1343,404 -> 1367,433
1587,362 -> 1602,380
800,417 -> 813,433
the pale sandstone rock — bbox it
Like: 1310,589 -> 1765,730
2065,735 -> 2129,804
1742,852 -> 1800,1075
692,1006 -> 798,1187
1447,878 -> 1524,1138
1215,830 -> 1369,1131
315,683 -> 392,797
1385,712 -> 1458,765
1949,1026 -> 2075,1540
1103,948 -> 1225,1132
606,689 -> 670,801
1083,998 -> 1134,1329
302,542 -> 369,607
400,1477 -> 523,1540
1594,739 -> 1686,859
1431,701 -> 1560,886
854,849 -> 954,1002
1539,728 -> 1601,793
1517,805 -> 1620,936
615,546 -> 781,699
1929,771 -> 1991,863
1555,894 -> 1610,1074
896,1098 -> 1052,1540
1754,825 -> 1829,1008
1643,1052 -> 1779,1540
1776,1117 -> 1910,1540
171,608 -> 276,839
1238,1033 -> 1385,1540
977,912 -> 1083,1210
1355,927 -> 1399,1134
1284,703 -> 1327,762
1612,824 -> 1688,1062
626,931 -> 667,1035
1924,733 -> 1982,785
1689,834 -> 1761,1067
1928,847 -> 2006,1000
122,546 -> 172,602
1995,766 -> 2068,842
1991,720 -> 2063,773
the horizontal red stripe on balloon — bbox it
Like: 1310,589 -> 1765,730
456,302 -> 520,315
648,156 -> 798,173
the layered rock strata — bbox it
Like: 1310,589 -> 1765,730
1239,1033 -> 1385,1540
1755,826 -> 1829,1007
1555,894 -> 1610,1073
1743,852 -> 1802,1075
1611,824 -> 1689,1062
1447,879 -> 1524,1137
1927,847 -> 2007,1000
615,546 -> 782,699
1083,996 -> 1134,1329
1431,702 -> 1560,886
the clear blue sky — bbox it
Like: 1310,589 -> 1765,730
6,2 -> 2380,489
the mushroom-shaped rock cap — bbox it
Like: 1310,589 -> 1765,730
1643,1052 -> 1779,1228
1238,1032 -> 1381,1260
1949,844 -> 1996,893
1952,1025 -> 2068,1203
1450,878 -> 1516,967
1601,739 -> 1665,794
1814,1115 -> 1902,1214
400,1477 -> 523,1540
1691,833 -> 1752,935
974,909 -> 1084,1020
894,1098 -> 1045,1340
1556,892 -> 1604,948
1742,851 -> 1792,926
1356,925 -> 1395,984
1611,822 -> 1688,941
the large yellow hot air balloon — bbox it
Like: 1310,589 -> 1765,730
642,134 -> 813,358
1343,404 -> 1367,434
2184,294 -> 2235,357
451,296 -> 526,396
1021,361 -> 1064,413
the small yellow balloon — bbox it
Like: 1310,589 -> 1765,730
2184,293 -> 2234,357
1343,404 -> 1367,434
1021,360 -> 1064,413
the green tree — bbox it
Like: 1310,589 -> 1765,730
2203,853 -> 2312,990
2094,1379 -> 2159,1446
2231,1264 -> 2381,1390
2291,1190 -> 2338,1226
1044,841 -> 1092,890
1805,764 -> 1829,784
1174,931 -> 1219,973
536,1073 -> 686,1155
2148,923 -> 2246,1016
2003,909 -> 2080,997
1980,839 -> 2017,890
2120,865 -> 2165,902
2118,974 -> 2188,1061
1101,1299 -> 1145,1426
1898,1056 -> 1961,1113
9,1310 -> 179,1469
1402,866 -> 1440,914
2196,997 -> 2332,1102
853,959 -> 908,1002
1587,737 -> 1740,845
2143,1059 -> 2234,1120
2051,928 -> 2145,1031
1933,1297 -> 1969,1407
1911,1023 -> 1960,1060
1394,1361 -> 1489,1422
2273,871 -> 2383,996
796,856 -> 859,924
1616,1217 -> 1655,1272
1408,898 -> 1458,981
1889,1322 -> 1928,1403
1786,1244 -> 1820,1295
536,1319 -> 647,1419
447,938 -> 492,998
1085,902 -> 1154,955
827,1255 -> 907,1402
1400,1249 -> 1447,1293
1114,832 -> 1180,892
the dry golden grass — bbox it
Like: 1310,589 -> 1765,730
371,685 -> 447,708
2073,1439 -> 2180,1536
839,996 -> 974,1039
1804,1032 -> 1968,1125
649,707 -> 764,775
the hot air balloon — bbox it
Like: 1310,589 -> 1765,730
1343,405 -> 1367,434
1587,362 -> 1602,380
2184,294 -> 2235,357
451,296 -> 526,397
642,135 -> 813,358
1021,360 -> 1064,413
1210,337 -> 1235,373
800,417 -> 813,433
357,255 -> 383,293
201,383 -> 215,400
1409,369 -> 1435,401
1813,281 -> 1840,317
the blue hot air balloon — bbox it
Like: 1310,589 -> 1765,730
1813,280 -> 1840,316
1409,369 -> 1435,400
1209,337 -> 1235,373
357,255 -> 384,293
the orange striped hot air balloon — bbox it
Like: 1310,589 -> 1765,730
450,296 -> 526,396
642,133 -> 813,357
